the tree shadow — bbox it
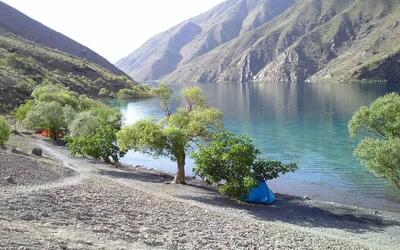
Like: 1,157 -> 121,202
97,167 -> 400,233
175,192 -> 400,233
98,169 -> 173,184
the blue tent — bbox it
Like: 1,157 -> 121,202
246,178 -> 276,204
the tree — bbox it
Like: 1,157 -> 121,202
349,93 -> 400,189
0,115 -> 10,146
191,132 -> 297,199
23,101 -> 66,140
32,83 -> 79,109
117,85 -> 222,184
67,108 -> 125,163
67,123 -> 124,163
15,100 -> 34,122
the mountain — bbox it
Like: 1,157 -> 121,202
0,2 -> 136,113
0,1 -> 124,75
118,0 -> 400,83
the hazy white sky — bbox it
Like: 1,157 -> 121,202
2,0 -> 225,63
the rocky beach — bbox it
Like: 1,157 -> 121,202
1,134 -> 400,249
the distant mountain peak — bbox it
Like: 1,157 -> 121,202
118,0 -> 400,83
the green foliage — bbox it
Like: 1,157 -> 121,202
0,33 -> 135,113
67,123 -> 124,163
67,107 -> 124,163
68,111 -> 99,137
4,53 -> 32,71
116,85 -> 154,99
32,83 -> 80,108
117,85 -> 222,183
349,93 -> 400,189
354,138 -> 400,189
63,105 -> 78,129
0,115 -> 10,146
14,100 -> 34,122
98,88 -> 113,97
191,132 -> 298,199
77,95 -> 103,111
23,101 -> 66,139
117,119 -> 166,157
349,93 -> 400,139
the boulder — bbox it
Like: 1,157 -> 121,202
32,147 -> 42,157
4,176 -> 16,184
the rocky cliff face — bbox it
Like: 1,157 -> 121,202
119,0 -> 400,83
117,0 -> 295,82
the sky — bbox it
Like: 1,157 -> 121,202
2,0 -> 225,63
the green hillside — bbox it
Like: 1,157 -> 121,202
0,31 -> 134,113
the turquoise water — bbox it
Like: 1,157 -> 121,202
107,82 -> 400,211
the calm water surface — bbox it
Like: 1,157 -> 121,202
107,82 -> 400,212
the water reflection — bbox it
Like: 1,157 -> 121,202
106,82 -> 400,211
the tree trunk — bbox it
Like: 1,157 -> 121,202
173,153 -> 186,184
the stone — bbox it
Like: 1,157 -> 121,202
31,148 -> 42,157
4,176 -> 16,184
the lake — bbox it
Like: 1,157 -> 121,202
106,82 -> 400,212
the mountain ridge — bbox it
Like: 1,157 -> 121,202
0,2 -> 136,112
0,1 -> 125,75
118,0 -> 400,84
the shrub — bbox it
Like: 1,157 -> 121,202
23,101 -> 66,140
67,123 -> 124,163
0,115 -> 10,146
191,132 -> 297,199
15,100 -> 34,122
349,93 -> 400,189
67,107 -> 124,163
116,85 -> 154,99
98,88 -> 112,97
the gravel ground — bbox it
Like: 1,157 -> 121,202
0,149 -> 74,187
0,134 -> 399,249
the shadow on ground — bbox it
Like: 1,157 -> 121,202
98,169 -> 173,184
98,168 -> 400,233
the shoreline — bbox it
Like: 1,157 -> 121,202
1,134 -> 400,249
119,156 -> 400,214
122,162 -> 400,216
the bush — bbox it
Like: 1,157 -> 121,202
116,85 -> 154,99
98,88 -> 113,97
349,93 -> 400,189
191,132 -> 297,199
0,115 -> 10,146
15,100 -> 34,122
67,123 -> 124,163
67,107 -> 124,163
23,101 -> 66,140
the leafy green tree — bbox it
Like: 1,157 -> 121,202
349,93 -> 400,189
98,88 -> 112,97
15,100 -> 34,122
23,101 -> 66,140
68,111 -> 99,137
117,85 -> 222,184
67,123 -> 124,163
0,115 -> 10,146
191,132 -> 297,199
32,83 -> 79,108
67,108 -> 125,163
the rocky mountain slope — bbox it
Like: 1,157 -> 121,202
0,1 -> 124,75
0,2 -> 136,113
118,0 -> 400,83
